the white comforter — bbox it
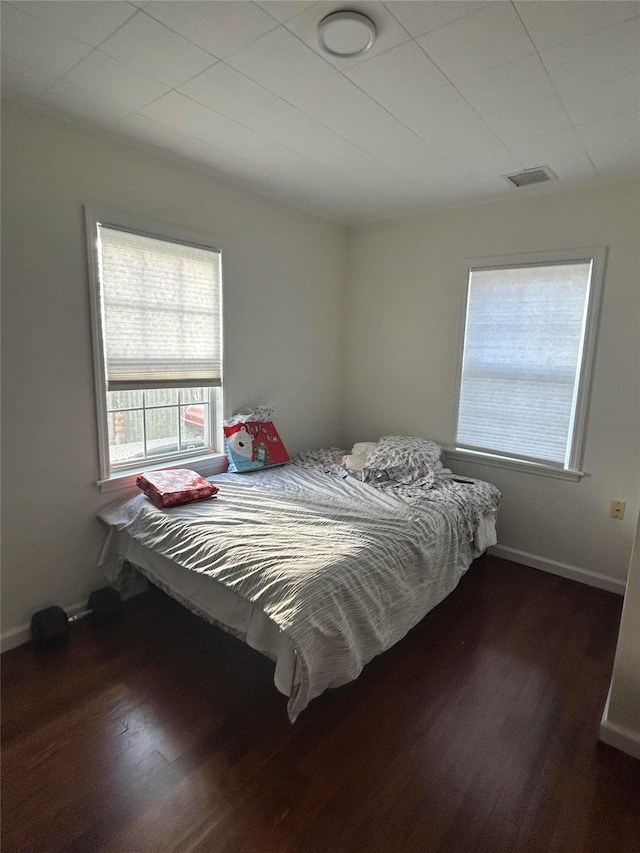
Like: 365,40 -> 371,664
99,464 -> 498,721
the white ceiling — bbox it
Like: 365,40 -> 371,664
2,0 -> 639,222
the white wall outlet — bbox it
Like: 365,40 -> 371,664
610,500 -> 626,520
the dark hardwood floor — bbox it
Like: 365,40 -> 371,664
2,556 -> 638,853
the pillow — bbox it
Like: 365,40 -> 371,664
223,420 -> 290,473
364,436 -> 442,487
136,469 -> 219,508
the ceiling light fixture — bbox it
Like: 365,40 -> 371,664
318,10 -> 377,58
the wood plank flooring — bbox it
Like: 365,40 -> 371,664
2,556 -> 638,852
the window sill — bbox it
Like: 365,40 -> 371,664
444,448 -> 584,482
96,452 -> 229,494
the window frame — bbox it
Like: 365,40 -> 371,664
85,207 -> 227,490
450,247 -> 606,480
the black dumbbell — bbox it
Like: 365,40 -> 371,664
31,587 -> 123,649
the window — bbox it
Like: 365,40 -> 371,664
453,249 -> 605,479
86,209 -> 224,483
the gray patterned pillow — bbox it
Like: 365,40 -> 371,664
364,436 -> 442,487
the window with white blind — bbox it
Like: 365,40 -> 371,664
453,249 -> 605,479
86,209 -> 224,483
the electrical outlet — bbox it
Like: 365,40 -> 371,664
610,500 -> 626,520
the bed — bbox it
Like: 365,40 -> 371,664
98,447 -> 500,721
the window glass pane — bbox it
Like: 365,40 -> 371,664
106,386 -> 214,468
457,262 -> 592,465
107,409 -> 144,464
107,390 -> 143,410
145,406 -> 179,458
180,387 -> 208,404
145,388 -> 178,407
181,403 -> 210,451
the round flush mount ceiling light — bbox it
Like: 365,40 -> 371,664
318,10 -> 377,58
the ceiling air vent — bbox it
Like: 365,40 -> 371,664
504,166 -> 557,188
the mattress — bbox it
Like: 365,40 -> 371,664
98,463 -> 499,721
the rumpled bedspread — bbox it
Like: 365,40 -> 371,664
99,460 -> 499,721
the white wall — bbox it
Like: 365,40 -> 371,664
600,511 -> 640,758
345,181 -> 640,588
1,100 -> 347,643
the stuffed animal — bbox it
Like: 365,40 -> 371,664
343,442 -> 377,473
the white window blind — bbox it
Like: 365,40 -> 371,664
456,261 -> 594,468
98,226 -> 222,390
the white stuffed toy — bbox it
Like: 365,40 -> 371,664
342,442 -> 377,473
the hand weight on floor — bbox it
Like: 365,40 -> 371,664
31,587 -> 122,649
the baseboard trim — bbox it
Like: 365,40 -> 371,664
1,623 -> 32,654
1,597 -> 87,653
599,721 -> 640,760
489,545 -> 626,595
600,695 -> 640,760
1,586 -> 145,654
